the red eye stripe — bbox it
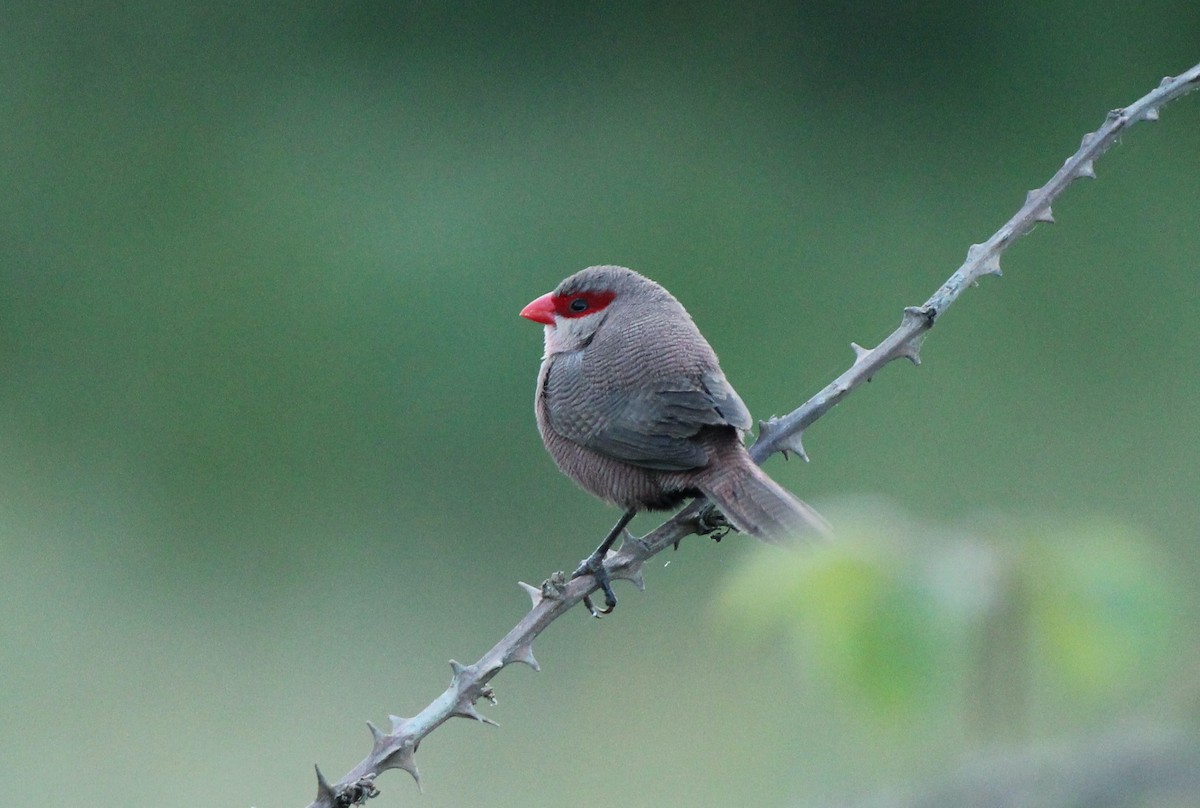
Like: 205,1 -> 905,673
552,290 -> 616,319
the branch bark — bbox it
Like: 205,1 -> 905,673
303,62 -> 1200,808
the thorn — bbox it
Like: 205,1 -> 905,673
509,642 -> 541,671
314,764 -> 337,802
392,744 -> 421,789
1080,131 -> 1096,149
850,342 -> 871,363
1076,159 -> 1096,180
449,659 -> 468,682
618,532 -> 650,557
624,563 -> 647,592
406,763 -> 422,791
966,243 -> 1001,278
370,723 -> 422,796
899,335 -> 925,366
781,430 -> 809,462
758,418 -> 810,462
1024,190 -> 1054,223
612,558 -> 646,590
1142,106 -> 1160,122
453,700 -> 500,726
518,581 -> 544,608
1159,75 -> 1174,89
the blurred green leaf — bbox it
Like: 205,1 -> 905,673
1023,521 -> 1182,699
716,518 -> 949,714
715,503 -> 1189,724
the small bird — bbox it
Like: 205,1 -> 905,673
520,265 -> 826,614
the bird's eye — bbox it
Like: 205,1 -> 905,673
569,297 -> 588,312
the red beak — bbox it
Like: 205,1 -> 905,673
520,292 -> 557,325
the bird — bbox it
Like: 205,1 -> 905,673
520,265 -> 827,615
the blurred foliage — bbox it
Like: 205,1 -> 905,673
716,502 -> 1188,729
1,3 -> 1199,808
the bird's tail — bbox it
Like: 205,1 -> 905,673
699,448 -> 829,543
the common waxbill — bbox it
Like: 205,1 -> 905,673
520,265 -> 826,614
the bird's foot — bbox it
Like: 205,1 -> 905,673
571,551 -> 617,618
695,504 -> 733,543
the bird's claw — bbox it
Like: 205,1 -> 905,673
571,509 -> 635,617
572,553 -> 617,617
695,505 -> 733,542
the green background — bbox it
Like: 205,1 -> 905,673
2,3 -> 1198,806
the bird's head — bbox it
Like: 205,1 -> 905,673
520,265 -> 655,355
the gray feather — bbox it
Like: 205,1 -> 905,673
530,265 -> 826,535
544,354 -> 731,470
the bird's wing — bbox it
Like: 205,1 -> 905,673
544,353 -> 751,471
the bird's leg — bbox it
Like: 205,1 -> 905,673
572,509 -> 636,617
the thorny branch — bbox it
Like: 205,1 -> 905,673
303,63 -> 1200,807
